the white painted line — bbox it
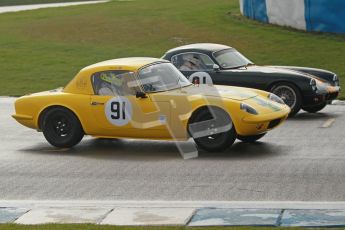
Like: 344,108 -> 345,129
0,1 -> 109,14
321,118 -> 336,128
15,207 -> 111,225
2,200 -> 345,210
100,208 -> 195,226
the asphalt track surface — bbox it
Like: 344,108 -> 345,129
0,98 -> 344,201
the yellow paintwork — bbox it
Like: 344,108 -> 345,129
13,57 -> 290,140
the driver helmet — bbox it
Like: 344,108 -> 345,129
100,72 -> 124,87
183,54 -> 200,66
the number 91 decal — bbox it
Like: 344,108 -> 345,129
105,97 -> 132,126
188,72 -> 213,85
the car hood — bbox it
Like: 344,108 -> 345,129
241,65 -> 327,82
180,84 -> 259,101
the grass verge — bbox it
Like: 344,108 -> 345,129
0,0 -> 344,97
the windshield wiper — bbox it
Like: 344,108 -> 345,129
234,63 -> 255,69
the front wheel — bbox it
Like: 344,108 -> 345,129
42,107 -> 84,148
302,102 -> 327,113
270,83 -> 301,117
188,107 -> 236,152
237,133 -> 266,143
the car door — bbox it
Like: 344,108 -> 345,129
88,70 -> 171,139
212,68 -> 270,90
211,68 -> 251,87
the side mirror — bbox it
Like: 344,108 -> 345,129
213,64 -> 220,72
136,91 -> 147,98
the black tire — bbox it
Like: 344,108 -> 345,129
302,102 -> 327,113
42,107 -> 84,148
188,107 -> 236,152
237,133 -> 266,143
270,83 -> 302,117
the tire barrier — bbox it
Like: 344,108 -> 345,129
239,0 -> 345,34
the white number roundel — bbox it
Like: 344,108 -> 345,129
105,97 -> 132,126
188,72 -> 213,85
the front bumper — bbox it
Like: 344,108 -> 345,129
235,106 -> 290,136
12,114 -> 36,129
303,86 -> 340,106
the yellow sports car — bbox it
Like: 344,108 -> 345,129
13,57 -> 290,152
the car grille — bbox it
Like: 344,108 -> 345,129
268,119 -> 281,129
326,91 -> 339,101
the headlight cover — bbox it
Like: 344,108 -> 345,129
268,93 -> 285,104
333,75 -> 340,86
240,103 -> 258,115
310,78 -> 317,91
310,78 -> 330,93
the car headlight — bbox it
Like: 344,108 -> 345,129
333,75 -> 339,86
310,78 -> 317,91
310,78 -> 330,92
333,75 -> 338,81
268,93 -> 285,104
240,103 -> 258,115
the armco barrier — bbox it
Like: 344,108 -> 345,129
239,0 -> 345,34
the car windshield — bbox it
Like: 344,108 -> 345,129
138,62 -> 191,93
213,49 -> 253,69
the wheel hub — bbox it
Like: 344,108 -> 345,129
273,86 -> 297,108
53,118 -> 70,137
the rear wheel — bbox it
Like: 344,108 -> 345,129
42,107 -> 84,148
270,83 -> 301,117
188,107 -> 236,152
302,102 -> 327,113
237,133 -> 266,143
